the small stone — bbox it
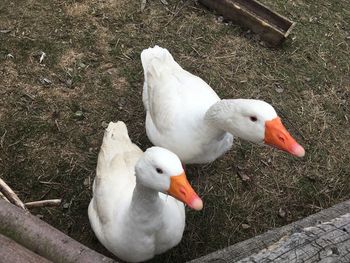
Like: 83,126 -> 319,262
83,177 -> 90,186
237,170 -> 251,182
259,41 -> 268,47
275,87 -> 284,93
43,78 -> 51,84
40,77 -> 52,85
217,16 -> 224,23
101,121 -> 109,128
78,62 -> 86,68
305,77 -> 312,82
66,78 -> 73,87
74,110 -> 84,119
275,83 -> 284,93
242,223 -> 251,229
278,207 -> 287,218
107,68 -> 118,75
63,203 -> 70,209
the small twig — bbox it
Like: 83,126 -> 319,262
55,119 -> 61,131
0,129 -> 6,149
164,2 -> 188,27
39,181 -> 62,185
25,199 -> 61,209
0,191 -> 10,202
39,51 -> 46,63
0,178 -> 27,210
140,0 -> 146,12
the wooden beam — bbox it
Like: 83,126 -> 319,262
198,0 -> 296,47
0,199 -> 117,263
238,213 -> 350,262
0,233 -> 52,263
189,200 -> 350,262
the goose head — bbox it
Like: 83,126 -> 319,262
135,147 -> 203,210
205,99 -> 305,157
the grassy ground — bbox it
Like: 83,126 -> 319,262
0,0 -> 349,262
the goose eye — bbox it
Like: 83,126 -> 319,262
156,168 -> 163,174
250,116 -> 258,122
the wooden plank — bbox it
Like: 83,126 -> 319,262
0,233 -> 52,263
238,213 -> 350,262
0,199 -> 117,263
198,0 -> 296,46
189,200 -> 350,263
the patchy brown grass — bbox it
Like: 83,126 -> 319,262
0,0 -> 349,262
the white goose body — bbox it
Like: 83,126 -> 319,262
142,46 -> 305,163
142,46 -> 233,164
88,122 -> 202,262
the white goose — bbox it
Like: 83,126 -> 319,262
88,121 -> 202,263
141,46 -> 305,164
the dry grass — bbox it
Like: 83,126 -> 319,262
0,0 -> 349,262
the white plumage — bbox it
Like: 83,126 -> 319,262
141,46 -> 305,163
88,121 -> 202,262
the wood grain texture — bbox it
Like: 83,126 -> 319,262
198,0 -> 295,46
238,213 -> 350,262
189,200 -> 350,263
0,199 -> 117,263
0,233 -> 52,263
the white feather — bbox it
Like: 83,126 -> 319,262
88,122 -> 187,262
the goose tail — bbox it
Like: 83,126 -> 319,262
141,45 -> 177,78
96,121 -> 132,176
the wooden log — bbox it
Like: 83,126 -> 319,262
0,199 -> 117,263
0,233 -> 52,263
198,0 -> 296,47
189,199 -> 350,262
238,213 -> 350,262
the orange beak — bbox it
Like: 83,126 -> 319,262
167,172 -> 203,211
264,117 -> 305,157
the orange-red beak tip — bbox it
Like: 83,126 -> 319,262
188,197 -> 203,211
290,144 -> 305,157
265,117 -> 306,158
168,172 -> 203,211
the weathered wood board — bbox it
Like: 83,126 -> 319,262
198,0 -> 296,46
238,213 -> 350,262
189,200 -> 350,262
